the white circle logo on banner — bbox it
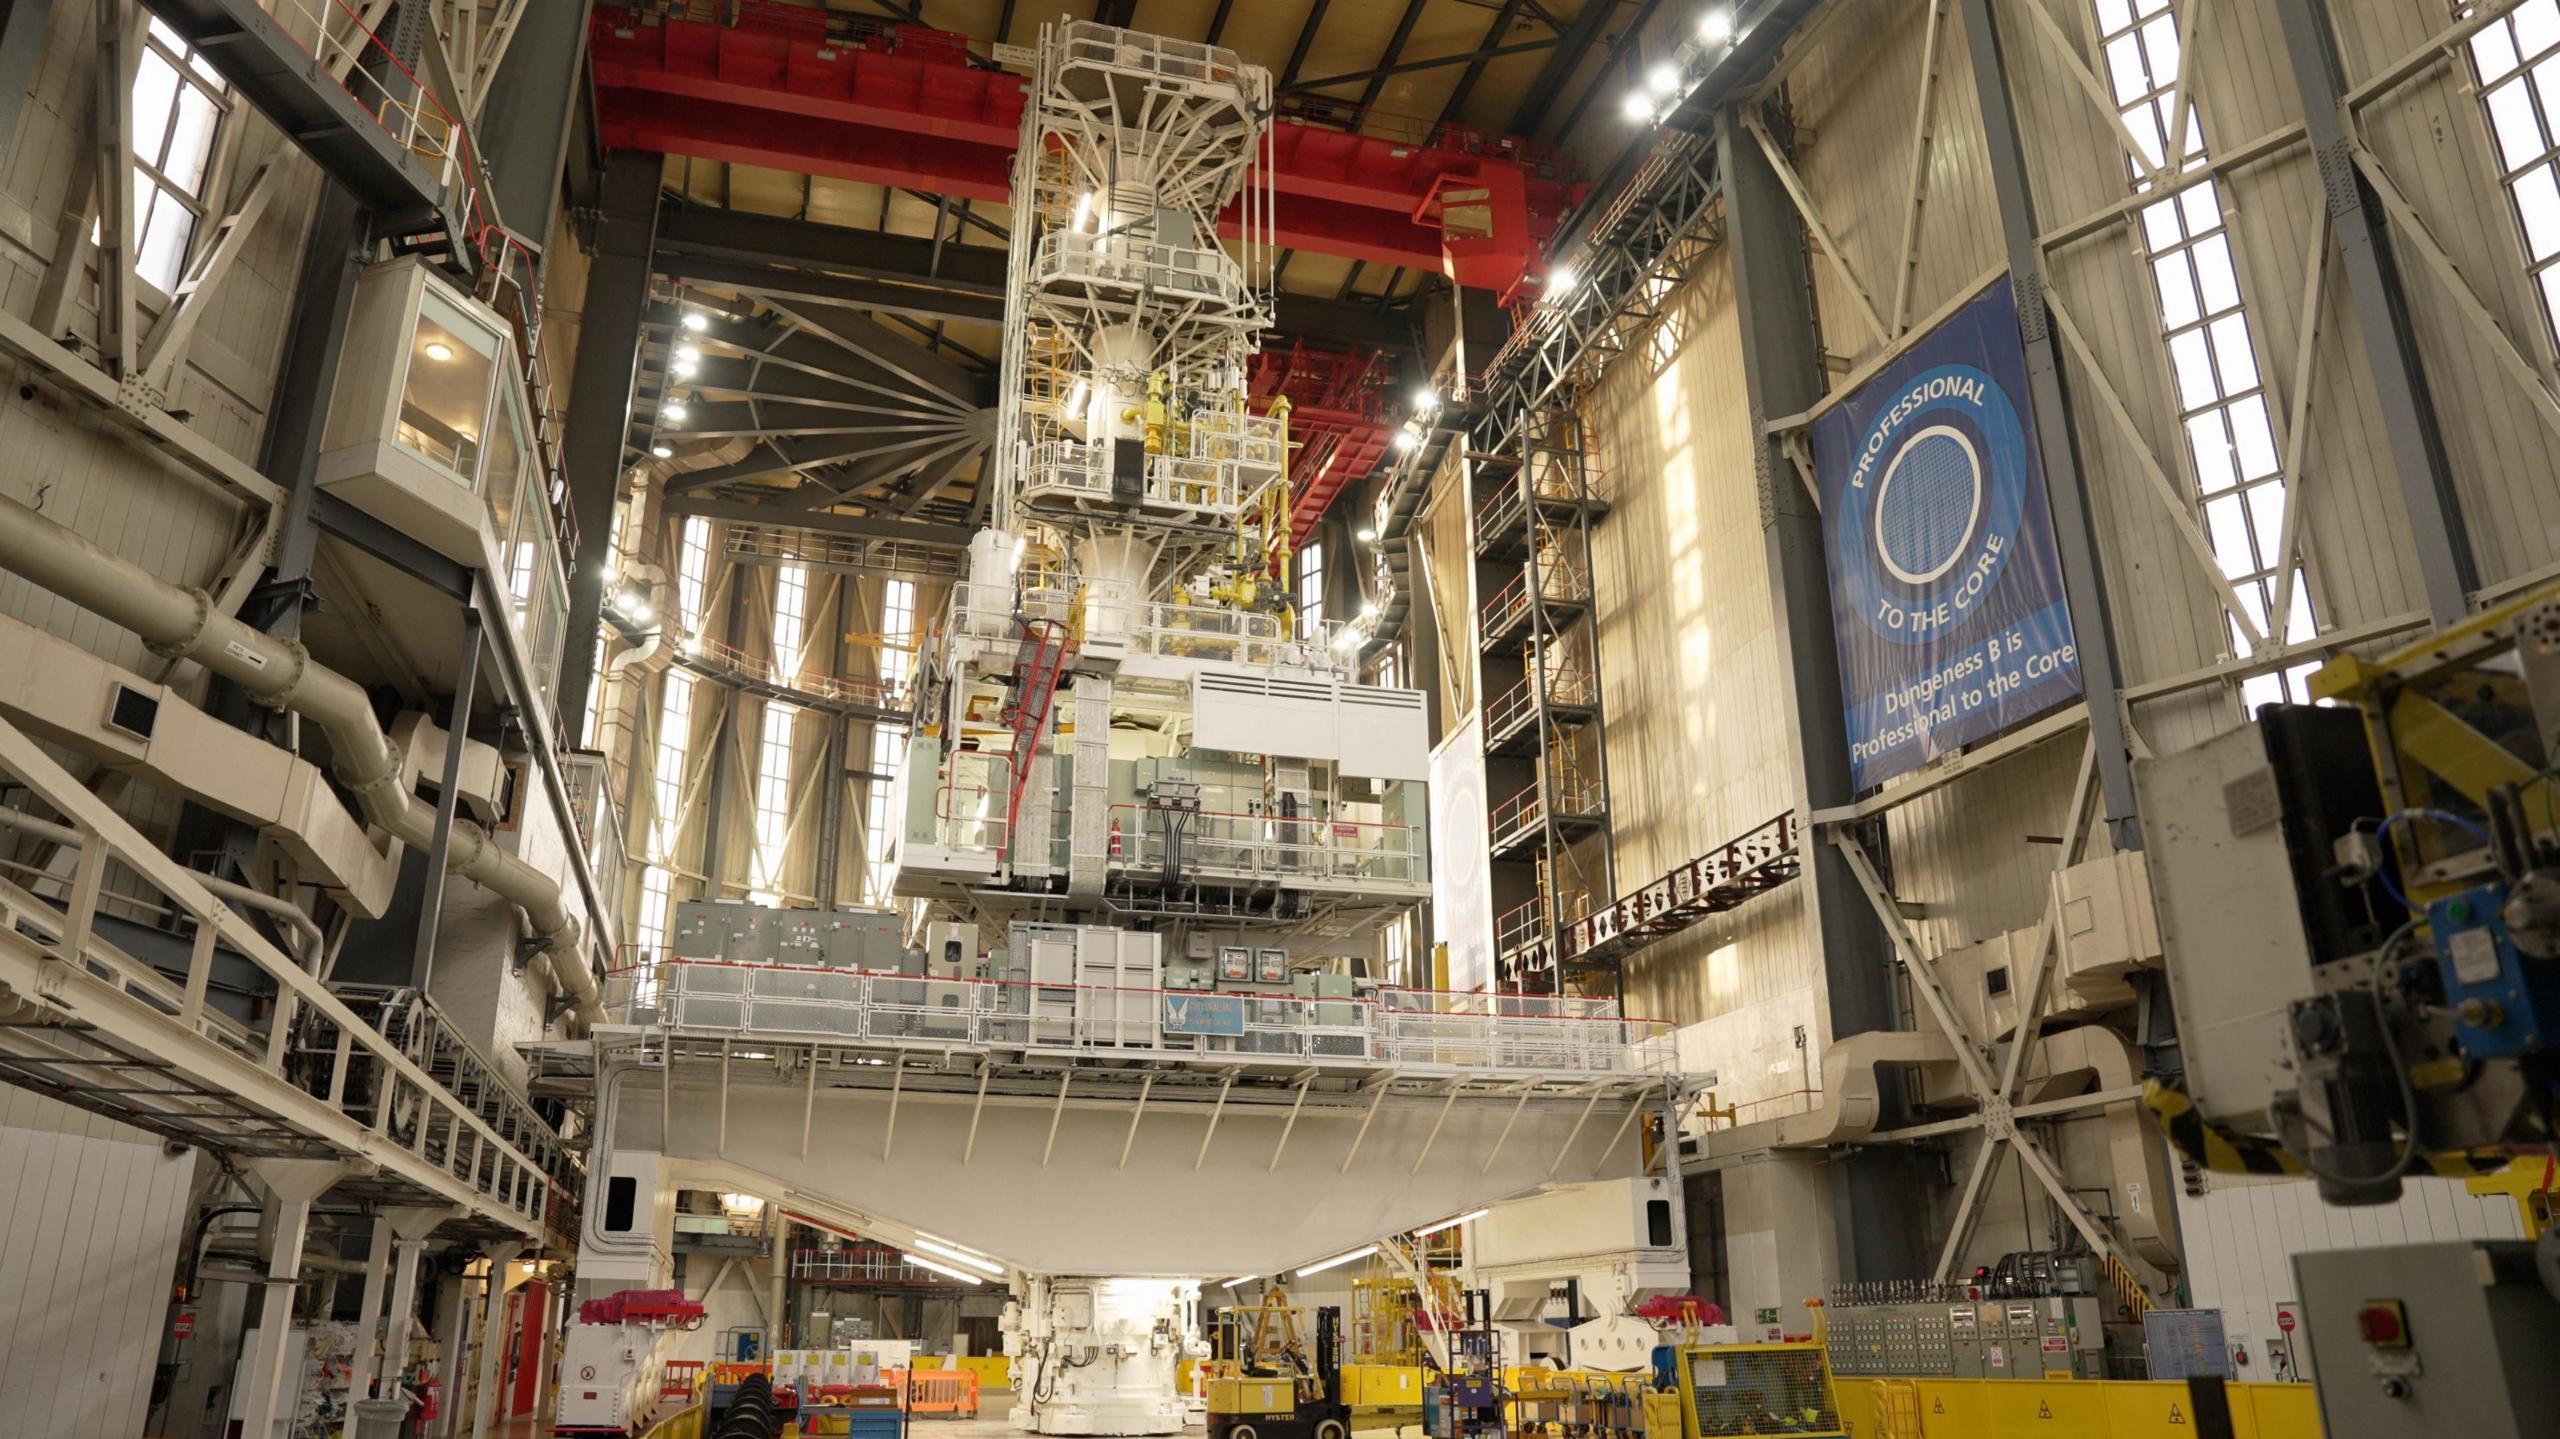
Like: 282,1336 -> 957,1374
1871,423 -> 1983,586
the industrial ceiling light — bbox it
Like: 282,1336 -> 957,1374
651,444 -> 673,459
906,1254 -> 985,1285
672,360 -> 698,380
1356,526 -> 1379,543
1412,1208 -> 1488,1238
1621,90 -> 1655,124
628,601 -> 654,625
1393,428 -> 1420,452
422,340 -> 454,362
1700,7 -> 1734,42
1547,264 -> 1579,296
1412,385 -> 1439,413
662,401 -> 689,423
1360,601 -> 1380,620
676,345 -> 701,365
1649,62 -> 1682,96
1220,1275 -> 1259,1289
1295,1244 -> 1378,1276
680,310 -> 709,333
911,1237 -> 1006,1276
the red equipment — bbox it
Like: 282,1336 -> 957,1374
575,1289 -> 708,1327
1248,340 -> 1397,545
586,6 -> 1582,292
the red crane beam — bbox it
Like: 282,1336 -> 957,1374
588,7 -> 1582,286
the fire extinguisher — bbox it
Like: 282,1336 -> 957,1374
1109,817 -> 1123,859
414,1364 -> 442,1423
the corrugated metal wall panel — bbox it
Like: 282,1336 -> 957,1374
1581,247 -> 1823,1069
2338,6 -> 2560,590
1790,0 -> 2008,361
0,1089 -> 195,1439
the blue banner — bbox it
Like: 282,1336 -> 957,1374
1810,279 -> 2083,791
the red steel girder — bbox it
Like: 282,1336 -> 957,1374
588,7 -> 1581,282
1249,340 -> 1396,543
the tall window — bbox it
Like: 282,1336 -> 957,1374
750,702 -> 797,905
635,866 -> 673,960
582,633 -> 608,749
676,516 -> 713,634
1296,541 -> 1326,639
773,565 -> 810,683
863,723 -> 905,907
123,20 -> 230,291
2091,0 -> 2316,711
863,579 -> 918,906
584,496 -> 638,749
633,864 -> 673,1003
2463,4 -> 2560,343
652,670 -> 696,856
878,579 -> 917,697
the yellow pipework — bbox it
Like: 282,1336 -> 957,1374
1120,369 -> 1171,454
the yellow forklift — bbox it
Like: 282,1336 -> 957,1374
1203,1291 -> 1351,1439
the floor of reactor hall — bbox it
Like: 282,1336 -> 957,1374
473,1405 -> 1422,1439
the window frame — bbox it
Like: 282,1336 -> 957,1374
122,19 -> 234,295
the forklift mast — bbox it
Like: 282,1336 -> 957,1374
1316,1306 -> 1342,1406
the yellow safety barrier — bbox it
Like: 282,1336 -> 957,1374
950,1354 -> 1015,1391
1831,1377 -> 2322,1439
639,1400 -> 706,1439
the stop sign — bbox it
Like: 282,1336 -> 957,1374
172,1311 -> 196,1340
2277,1311 -> 2296,1334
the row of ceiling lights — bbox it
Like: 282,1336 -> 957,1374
647,309 -> 715,459
1624,7 -> 1739,126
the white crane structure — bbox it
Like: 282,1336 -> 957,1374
576,19 -> 1697,1439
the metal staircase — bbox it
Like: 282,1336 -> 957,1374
1374,1232 -> 1464,1370
1473,408 -> 1616,996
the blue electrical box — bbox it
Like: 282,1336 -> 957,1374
2426,885 -> 2560,1059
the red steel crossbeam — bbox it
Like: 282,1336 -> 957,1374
1249,340 -> 1396,543
588,6 -> 1582,287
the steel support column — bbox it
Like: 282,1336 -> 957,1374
1718,115 -> 1923,1285
343,1218 -> 395,1411
815,715 -> 846,909
1959,0 -> 2142,848
2272,0 -> 2476,625
474,0 -> 588,243
411,610 -> 484,990
556,148 -> 664,738
469,1242 -> 524,1439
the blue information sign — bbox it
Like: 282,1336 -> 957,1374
1810,278 -> 2084,790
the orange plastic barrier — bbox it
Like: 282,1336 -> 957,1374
905,1369 -> 981,1418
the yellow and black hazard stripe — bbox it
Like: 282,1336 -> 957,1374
2143,1081 -> 2299,1177
2142,1080 -> 2515,1179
